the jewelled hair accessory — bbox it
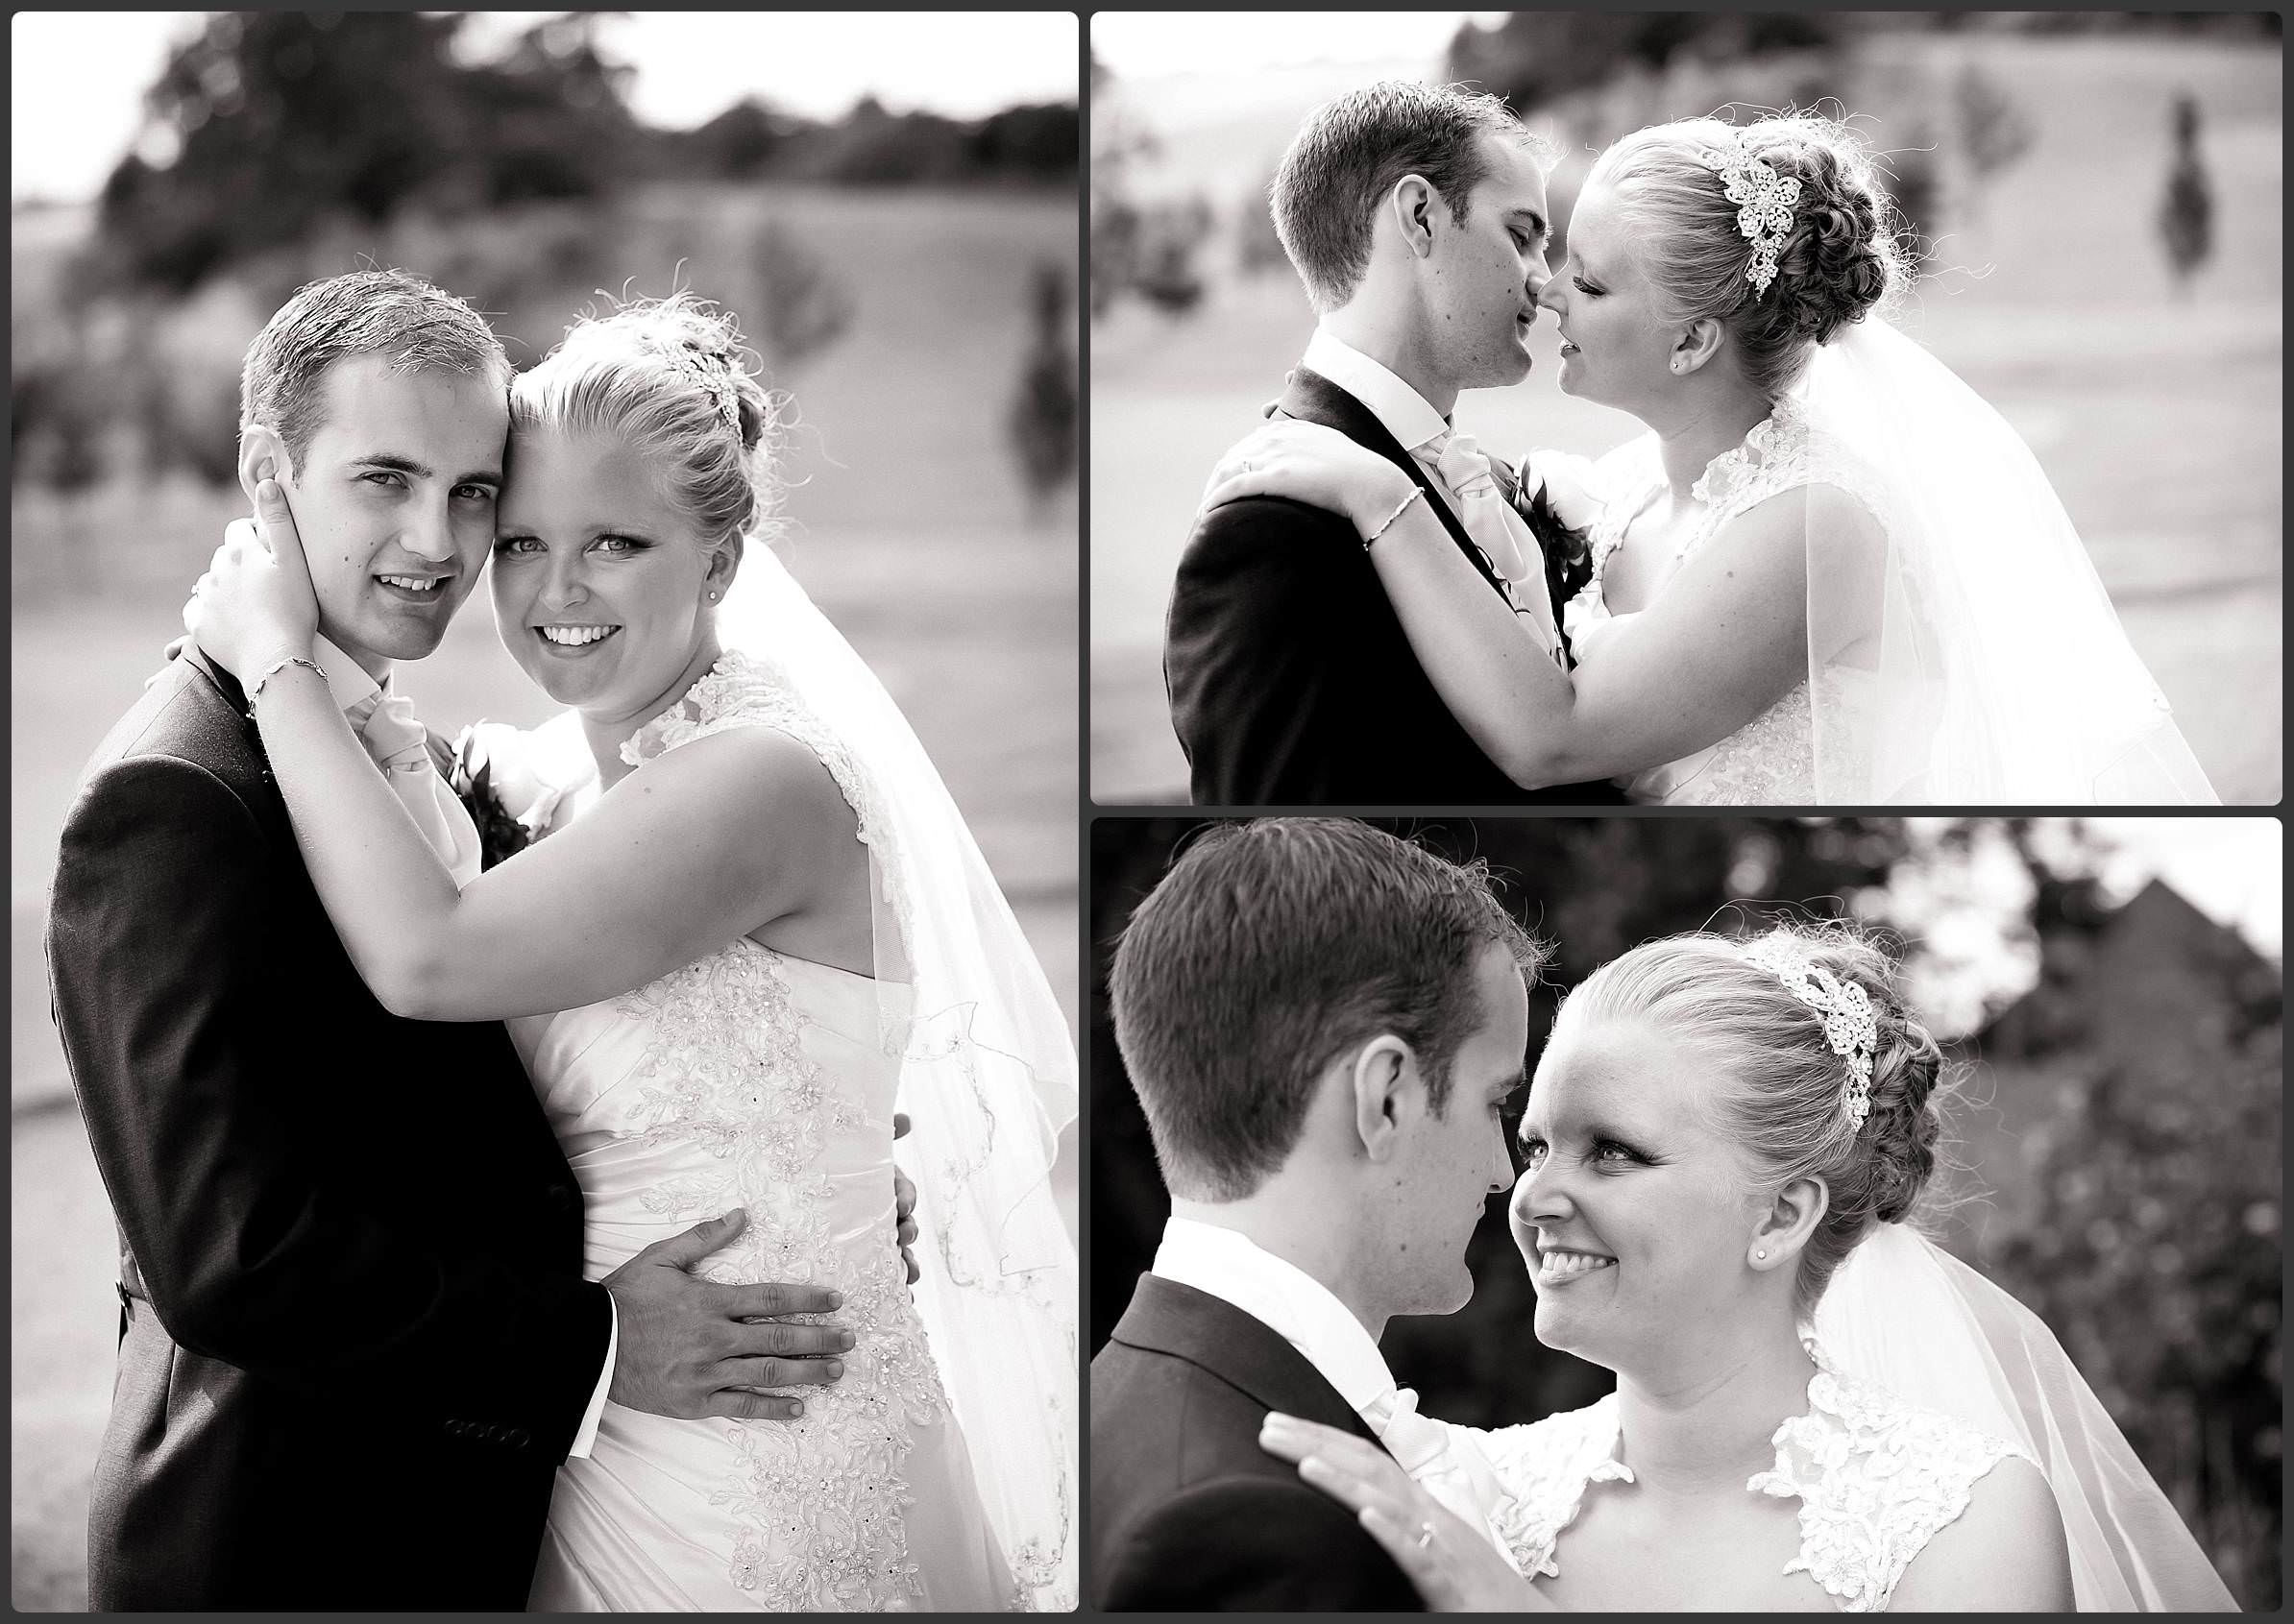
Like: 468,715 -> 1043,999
1740,934 -> 1878,1128
1696,137 -> 1801,298
668,342 -> 743,436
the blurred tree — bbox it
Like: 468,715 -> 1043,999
1131,197 -> 1213,316
1446,12 -> 1843,115
746,220 -> 852,374
2159,91 -> 2216,297
93,12 -> 638,294
679,98 -> 808,180
1951,64 -> 2034,224
1007,261 -> 1078,522
1234,174 -> 1291,279
1980,882 -> 2281,1610
810,96 -> 966,184
968,103 -> 1081,182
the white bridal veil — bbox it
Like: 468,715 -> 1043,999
718,544 -> 1080,1610
1794,318 -> 2220,804
1818,1223 -> 2238,1611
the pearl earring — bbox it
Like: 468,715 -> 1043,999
1755,1248 -> 1768,1260
707,590 -> 720,601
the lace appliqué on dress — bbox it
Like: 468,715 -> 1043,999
1572,400 -> 1890,803
1480,1395 -> 1634,1582
611,652 -> 954,1611
1479,1345 -> 2030,1612
1749,1348 -> 2030,1613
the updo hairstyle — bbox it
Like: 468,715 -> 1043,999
511,292 -> 786,551
1557,921 -> 1945,1310
1585,113 -> 1911,399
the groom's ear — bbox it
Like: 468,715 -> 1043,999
1388,175 -> 1440,259
1348,1035 -> 1414,1162
237,425 -> 288,506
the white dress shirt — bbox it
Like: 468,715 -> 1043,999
1153,1215 -> 1515,1562
1300,327 -> 1562,657
312,638 -> 617,1459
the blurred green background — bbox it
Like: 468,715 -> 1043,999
12,13 -> 1079,1609
1089,815 -> 2283,1610
1088,13 -> 2282,804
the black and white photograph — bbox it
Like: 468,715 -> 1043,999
1088,814 -> 2280,1611
12,12 -> 1079,1612
1088,12 -> 2282,806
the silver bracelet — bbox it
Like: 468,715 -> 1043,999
244,654 -> 325,717
1362,485 -> 1426,551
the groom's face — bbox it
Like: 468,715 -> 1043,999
275,353 -> 508,677
1423,133 -> 1553,392
1371,942 -> 1528,1317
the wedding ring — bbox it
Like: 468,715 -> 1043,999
1415,1520 -> 1435,1550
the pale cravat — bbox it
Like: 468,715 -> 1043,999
344,686 -> 483,887
1361,1384 -> 1523,1571
1424,430 -> 1564,666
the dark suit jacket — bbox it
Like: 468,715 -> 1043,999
45,649 -> 612,1611
1090,1273 -> 1424,1612
1164,367 -> 1623,807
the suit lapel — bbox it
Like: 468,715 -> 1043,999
1278,368 -> 1513,604
1110,1273 -> 1380,1441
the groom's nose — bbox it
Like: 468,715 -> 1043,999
397,497 -> 456,562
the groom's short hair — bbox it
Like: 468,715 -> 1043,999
1270,81 -> 1548,313
1110,818 -> 1545,1202
240,269 -> 511,476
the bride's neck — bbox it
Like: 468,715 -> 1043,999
1611,1316 -> 1815,1496
1651,382 -> 1773,503
580,632 -> 725,790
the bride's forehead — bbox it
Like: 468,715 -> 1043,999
1530,1019 -> 1695,1119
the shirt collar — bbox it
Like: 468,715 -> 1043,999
1152,1214 -> 1399,1412
1302,326 -> 1452,457
309,634 -> 388,720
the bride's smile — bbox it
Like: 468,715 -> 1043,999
491,426 -> 732,740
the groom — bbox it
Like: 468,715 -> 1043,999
1091,819 -> 1537,1609
45,270 -> 879,1609
1164,82 -> 1620,806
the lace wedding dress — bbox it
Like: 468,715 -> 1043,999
1472,1340 -> 2027,1612
501,654 -> 1020,1612
1550,319 -> 2215,804
1562,396 -> 1886,804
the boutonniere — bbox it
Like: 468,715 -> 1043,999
445,722 -> 564,870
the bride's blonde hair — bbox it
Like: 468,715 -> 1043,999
1586,112 -> 1913,400
510,292 -> 788,551
1555,921 -> 1950,1313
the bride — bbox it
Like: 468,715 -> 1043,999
183,296 -> 1076,1610
1207,113 -> 2219,805
1256,925 -> 2238,1611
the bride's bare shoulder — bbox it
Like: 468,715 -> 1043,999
1886,1452 -> 2074,1612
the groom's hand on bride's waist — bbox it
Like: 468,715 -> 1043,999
601,1207 -> 856,1422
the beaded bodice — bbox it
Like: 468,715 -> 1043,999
1476,1344 -> 2030,1612
1564,399 -> 1886,803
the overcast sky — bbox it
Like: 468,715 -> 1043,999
12,11 -> 1078,205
